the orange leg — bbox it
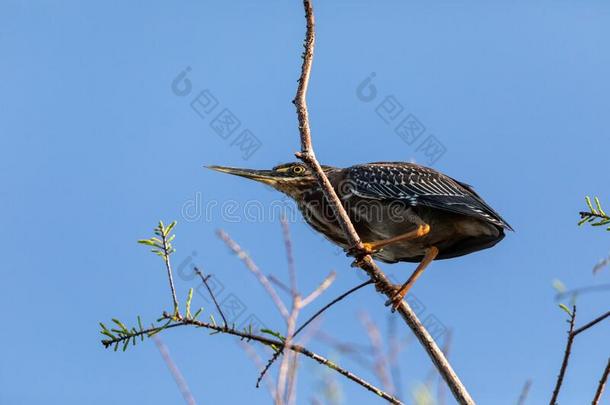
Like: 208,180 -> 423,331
385,246 -> 439,310
361,224 -> 431,254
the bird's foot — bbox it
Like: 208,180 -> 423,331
345,242 -> 380,258
382,284 -> 407,313
347,243 -> 380,268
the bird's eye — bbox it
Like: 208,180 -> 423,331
292,165 -> 306,175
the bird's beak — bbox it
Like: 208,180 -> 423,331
206,165 -> 279,185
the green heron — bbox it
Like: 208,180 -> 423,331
208,162 -> 512,308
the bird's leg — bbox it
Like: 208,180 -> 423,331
346,224 -> 431,260
385,246 -> 439,311
362,224 -> 431,253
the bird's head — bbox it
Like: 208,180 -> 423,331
207,162 -> 336,198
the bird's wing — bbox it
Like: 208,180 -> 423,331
344,163 -> 513,230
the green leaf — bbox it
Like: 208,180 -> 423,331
261,328 -> 285,342
585,196 -> 596,214
595,197 -> 606,216
559,304 -> 573,317
166,221 -> 177,235
112,318 -> 129,333
101,330 -> 116,339
185,288 -> 194,318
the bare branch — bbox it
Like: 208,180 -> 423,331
550,307 -> 610,404
387,316 -> 406,401
296,280 -> 372,337
359,312 -> 395,394
269,274 -> 293,295
194,268 -> 228,328
516,379 -> 532,405
314,330 -> 373,368
573,310 -> 610,336
550,306 -> 577,405
592,358 -> 610,405
239,342 -> 277,400
301,271 -> 337,308
153,335 -> 197,405
291,1 -> 474,403
276,296 -> 301,404
554,284 -> 610,301
217,229 -> 290,319
437,330 -> 453,405
280,215 -> 298,296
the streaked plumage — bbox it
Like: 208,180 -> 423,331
208,161 -> 512,264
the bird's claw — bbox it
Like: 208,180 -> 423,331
383,285 -> 405,313
344,243 -> 380,258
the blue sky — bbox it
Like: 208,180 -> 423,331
1,1 -> 609,404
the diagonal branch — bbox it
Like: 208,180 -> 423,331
360,312 -> 395,394
153,335 -> 197,405
550,306 -> 577,405
296,279 -> 372,337
291,1 -> 474,403
256,278 -> 369,390
194,268 -> 228,328
300,271 -> 336,308
217,229 -> 290,319
592,358 -> 610,405
516,379 -> 532,405
573,310 -> 610,336
550,307 -> 610,405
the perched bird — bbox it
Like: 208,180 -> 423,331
208,162 -> 512,307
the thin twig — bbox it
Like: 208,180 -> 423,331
516,379 -> 532,405
550,307 -> 610,404
314,330 -> 374,368
161,230 -> 179,314
194,268 -> 228,328
286,351 -> 300,405
279,218 -> 301,405
437,330 -> 453,405
269,274 -> 293,295
239,342 -> 277,400
296,280 -> 373,337
388,315 -> 405,401
257,279 -> 371,388
276,296 -> 301,404
579,211 -> 610,221
291,2 -> 474,403
550,306 -> 577,405
281,215 -> 298,296
153,335 -> 197,405
217,229 -> 290,319
360,312 -> 395,394
301,271 -> 337,308
573,310 -> 610,336
103,314 -> 403,404
592,358 -> 610,405
554,284 -> 610,301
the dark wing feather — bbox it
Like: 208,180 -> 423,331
345,163 -> 513,230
